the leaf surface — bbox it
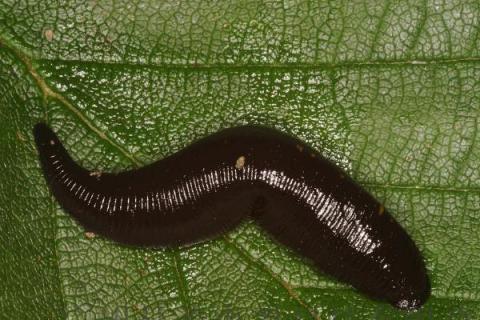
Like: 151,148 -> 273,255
1,1 -> 479,319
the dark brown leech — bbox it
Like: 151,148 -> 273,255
33,123 -> 430,311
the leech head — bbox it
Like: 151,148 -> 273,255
34,123 -> 85,185
34,123 -> 60,150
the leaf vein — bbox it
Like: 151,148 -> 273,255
32,56 -> 480,72
171,248 -> 192,319
0,36 -> 141,167
362,182 -> 480,194
222,235 -> 321,320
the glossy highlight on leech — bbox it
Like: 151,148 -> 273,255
33,122 -> 430,311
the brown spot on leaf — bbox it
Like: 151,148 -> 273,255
44,29 -> 54,42
16,131 -> 26,142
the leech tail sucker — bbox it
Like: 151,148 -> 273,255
33,122 -> 430,311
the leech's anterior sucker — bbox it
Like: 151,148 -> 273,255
33,123 -> 430,311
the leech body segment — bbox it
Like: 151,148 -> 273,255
33,123 -> 430,311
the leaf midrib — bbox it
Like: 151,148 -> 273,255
34,56 -> 480,71
2,31 -> 480,71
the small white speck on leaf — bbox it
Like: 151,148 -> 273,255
410,60 -> 427,65
85,232 -> 95,239
44,29 -> 54,41
49,140 -> 55,145
90,171 -> 102,178
235,156 -> 246,169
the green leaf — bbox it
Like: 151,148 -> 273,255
1,1 -> 479,319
